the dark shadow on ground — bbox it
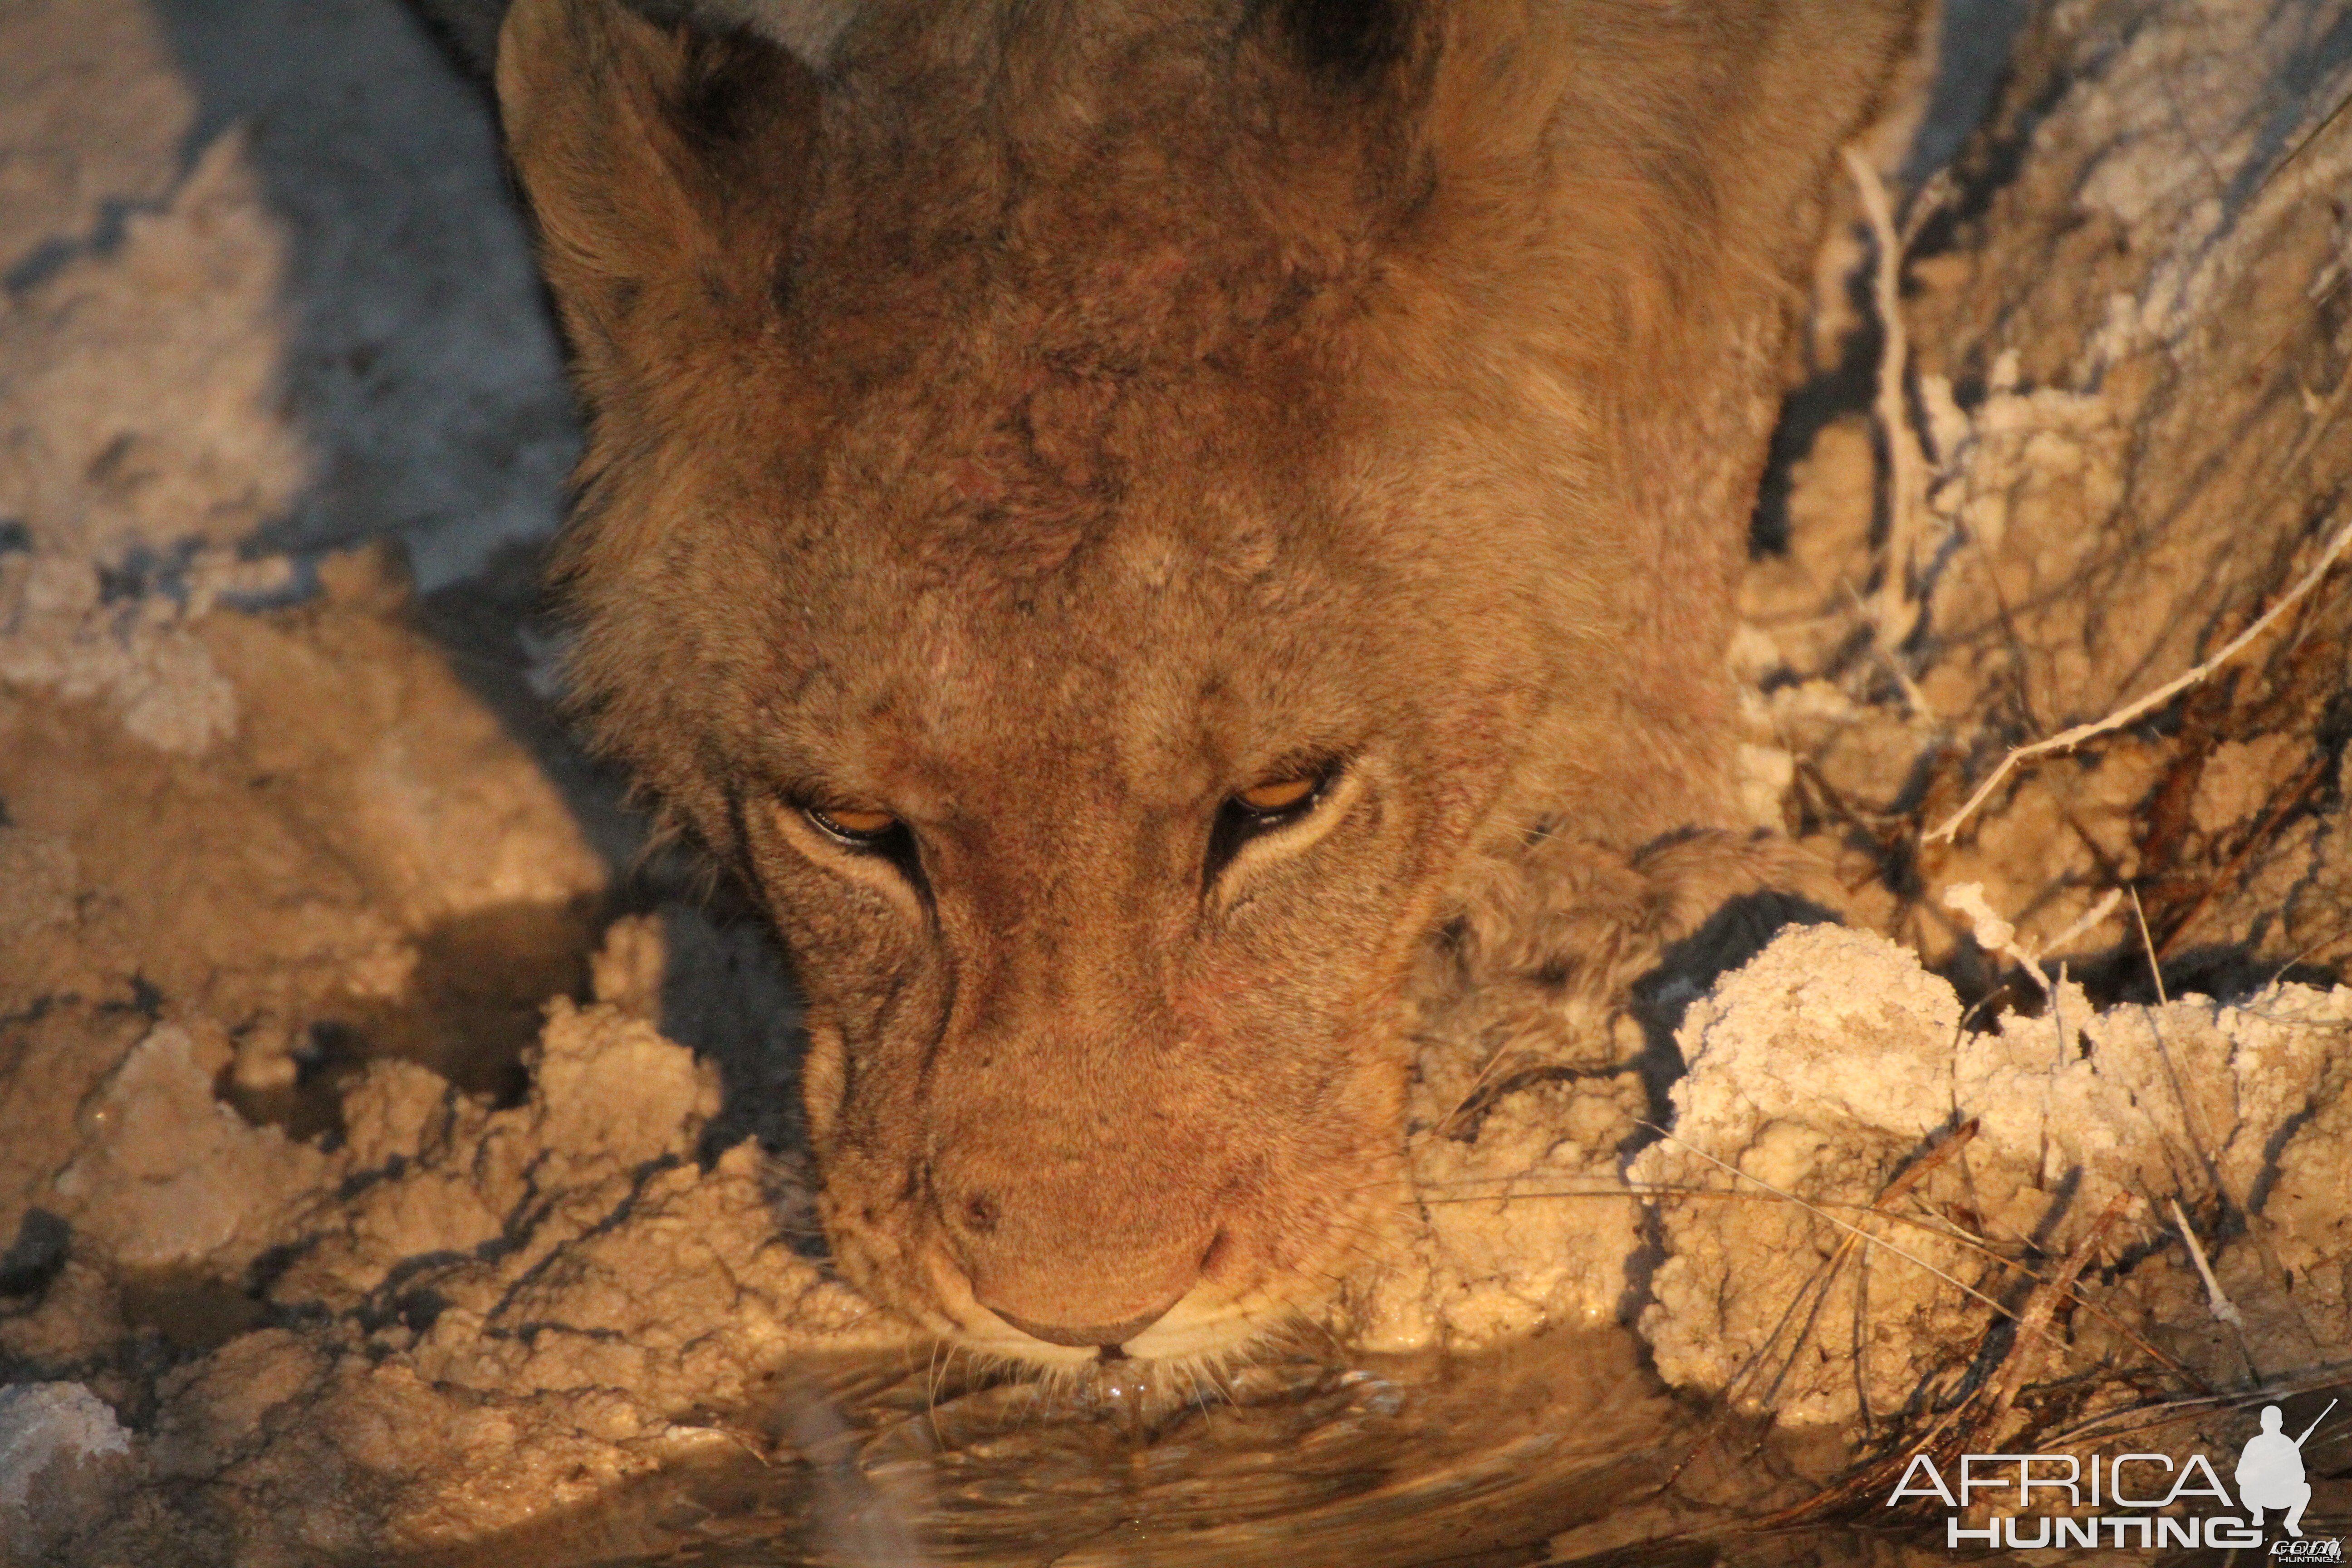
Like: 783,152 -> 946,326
146,0 -> 813,1164
146,0 -> 577,588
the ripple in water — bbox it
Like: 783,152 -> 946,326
409,1329 -> 1903,1567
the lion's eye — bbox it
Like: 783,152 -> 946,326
1204,760 -> 1338,891
806,804 -> 900,843
1236,774 -> 1320,813
787,797 -> 930,898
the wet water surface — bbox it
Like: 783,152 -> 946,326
417,1332 -> 1897,1568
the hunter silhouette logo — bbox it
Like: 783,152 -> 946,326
2239,1400 -> 2333,1543
1887,1396 -> 2341,1552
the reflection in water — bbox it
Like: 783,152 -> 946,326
417,1331 -> 1906,1568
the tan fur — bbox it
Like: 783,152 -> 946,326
497,0 -> 1917,1367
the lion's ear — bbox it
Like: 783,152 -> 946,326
496,0 -> 818,397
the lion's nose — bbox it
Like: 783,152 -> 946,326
941,1179 -> 1217,1351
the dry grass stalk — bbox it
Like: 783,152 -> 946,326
1757,1196 -> 2132,1529
2169,1197 -> 2247,1329
1926,510 -> 2352,844
2045,1366 -> 2352,1448
1639,1122 -> 2024,1324
1980,1194 -> 2132,1427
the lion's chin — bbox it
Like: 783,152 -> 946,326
940,1295 -> 1297,1375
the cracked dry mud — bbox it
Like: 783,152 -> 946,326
4,0 -> 2352,1563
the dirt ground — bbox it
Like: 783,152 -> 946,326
3,0 -> 2350,1564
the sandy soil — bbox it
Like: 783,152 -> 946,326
3,0 -> 2350,1563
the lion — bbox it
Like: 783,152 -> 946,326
476,0 -> 1919,1370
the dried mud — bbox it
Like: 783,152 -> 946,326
4,0 -> 2351,1563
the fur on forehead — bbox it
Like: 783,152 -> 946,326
740,392 -> 1423,805
517,0 -> 1834,840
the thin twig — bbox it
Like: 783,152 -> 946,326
2253,83 -> 2352,201
1839,573 -> 1934,718
1941,881 -> 2052,995
1734,1123 -> 1980,1412
1429,1173 -> 2196,1381
2268,924 -> 2352,990
1640,1122 -> 2027,1326
1927,512 -> 2352,843
2156,748 -> 2334,959
1983,1194 -> 2132,1427
2171,1197 -> 2246,1329
1843,147 -> 1932,656
2044,1362 -> 2352,1447
2045,888 -> 2125,956
2130,887 -> 2170,1004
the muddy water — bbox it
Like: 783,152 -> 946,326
415,1334 -> 1890,1568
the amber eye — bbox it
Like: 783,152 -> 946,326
1204,761 -> 1338,890
805,803 -> 899,843
1236,775 -> 1320,813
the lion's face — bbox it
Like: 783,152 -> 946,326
720,371 -> 1551,1363
584,323 -> 1556,1362
761,574 -> 1437,1362
498,0 -> 1911,1364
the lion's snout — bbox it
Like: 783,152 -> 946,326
931,1144 -> 1227,1352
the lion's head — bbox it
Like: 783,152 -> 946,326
496,0 -> 1911,1366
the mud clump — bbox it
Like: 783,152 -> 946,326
5,0 -> 2352,1560
1635,926 -> 2352,1429
8,998 -> 897,1564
